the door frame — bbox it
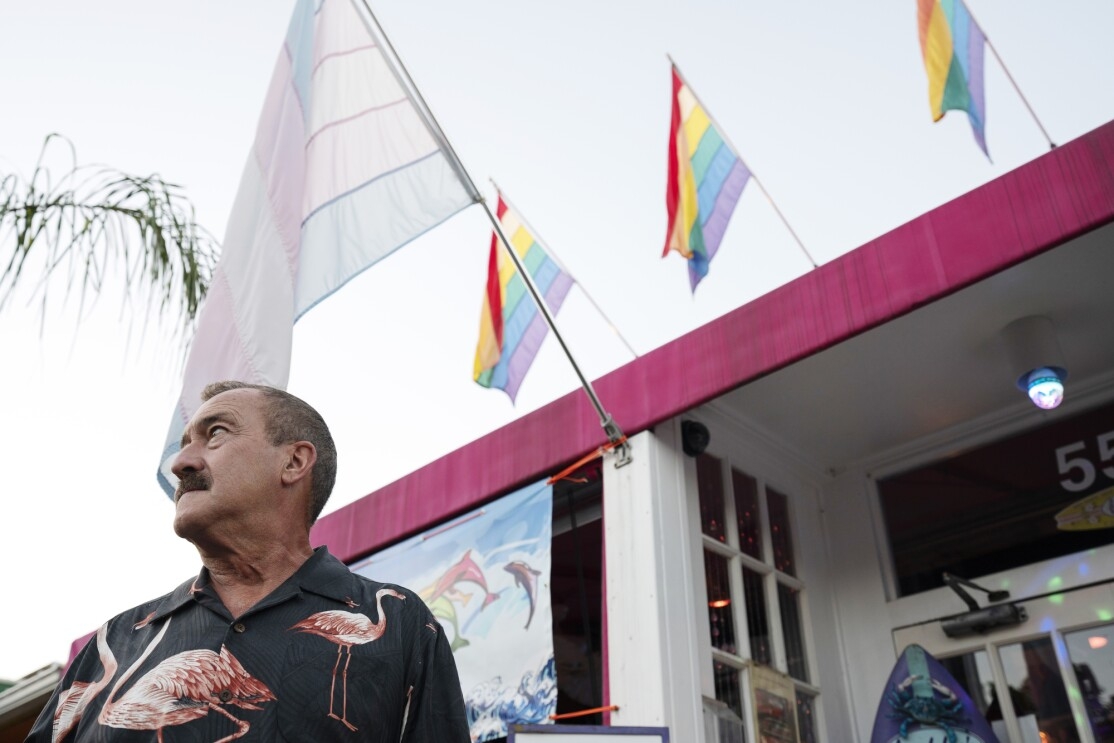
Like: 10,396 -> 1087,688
892,581 -> 1114,743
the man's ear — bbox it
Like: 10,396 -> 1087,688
281,441 -> 317,487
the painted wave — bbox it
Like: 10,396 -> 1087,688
466,654 -> 557,742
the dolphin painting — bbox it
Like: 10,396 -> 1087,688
504,560 -> 543,630
427,595 -> 471,652
417,550 -> 501,652
422,550 -> 500,608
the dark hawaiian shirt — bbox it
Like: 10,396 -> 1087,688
28,547 -> 469,742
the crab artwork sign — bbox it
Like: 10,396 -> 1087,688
349,480 -> 555,742
870,645 -> 999,743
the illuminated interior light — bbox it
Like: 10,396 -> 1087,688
709,599 -> 731,609
1089,635 -> 1109,650
1000,316 -> 1069,410
1026,367 -> 1065,410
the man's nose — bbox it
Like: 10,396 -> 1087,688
171,441 -> 204,479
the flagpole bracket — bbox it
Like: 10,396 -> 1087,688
601,417 -> 633,468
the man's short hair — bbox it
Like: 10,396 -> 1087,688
201,381 -> 337,524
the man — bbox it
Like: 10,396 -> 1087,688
29,381 -> 470,742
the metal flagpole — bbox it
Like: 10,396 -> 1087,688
351,0 -> 632,464
351,0 -> 481,203
962,3 -> 1056,150
490,180 -> 640,360
668,55 -> 819,269
482,204 -> 631,462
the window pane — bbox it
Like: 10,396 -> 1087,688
733,468 -> 762,560
999,637 -> 1080,743
698,454 -> 727,542
713,661 -> 745,720
1063,623 -> 1114,743
706,698 -> 748,743
778,582 -> 809,683
796,689 -> 819,743
705,551 -> 737,654
766,487 -> 796,577
742,567 -> 771,665
937,650 -> 997,728
717,663 -> 744,721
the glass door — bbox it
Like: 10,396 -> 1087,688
892,583 -> 1114,743
1062,625 -> 1114,742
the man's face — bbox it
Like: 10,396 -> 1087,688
171,388 -> 288,542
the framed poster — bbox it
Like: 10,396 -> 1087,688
750,665 -> 799,743
510,725 -> 669,742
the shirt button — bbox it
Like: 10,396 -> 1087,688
219,689 -> 232,703
232,622 -> 246,633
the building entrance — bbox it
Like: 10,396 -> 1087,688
893,583 -> 1114,743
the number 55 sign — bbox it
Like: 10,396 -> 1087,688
1056,430 -> 1114,492
1054,426 -> 1114,531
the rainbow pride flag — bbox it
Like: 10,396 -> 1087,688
473,196 -> 574,401
917,0 -> 989,156
663,65 -> 752,291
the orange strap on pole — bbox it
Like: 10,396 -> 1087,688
547,437 -> 628,485
549,705 -> 620,721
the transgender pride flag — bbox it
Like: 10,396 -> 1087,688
473,194 -> 574,402
158,0 -> 476,494
663,64 -> 751,291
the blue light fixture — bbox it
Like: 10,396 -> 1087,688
1024,366 -> 1066,410
1002,316 -> 1069,411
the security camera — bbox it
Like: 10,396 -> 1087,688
681,420 -> 710,457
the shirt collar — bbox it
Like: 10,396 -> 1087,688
291,546 -> 363,605
147,546 -> 359,623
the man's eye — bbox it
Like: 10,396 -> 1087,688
209,425 -> 228,438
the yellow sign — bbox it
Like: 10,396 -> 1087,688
1055,486 -> 1114,531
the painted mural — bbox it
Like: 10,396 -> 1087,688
351,480 -> 555,742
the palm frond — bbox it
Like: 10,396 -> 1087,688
0,134 -> 218,341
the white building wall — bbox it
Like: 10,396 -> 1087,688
602,427 -> 705,736
817,470 -> 902,742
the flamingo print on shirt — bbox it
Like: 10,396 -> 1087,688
53,623 -> 117,742
97,617 -> 276,742
290,588 -> 405,732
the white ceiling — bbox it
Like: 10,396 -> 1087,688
717,222 -> 1114,474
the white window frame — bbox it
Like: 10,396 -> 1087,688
691,447 -> 821,742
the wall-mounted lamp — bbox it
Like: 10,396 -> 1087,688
1001,316 -> 1068,410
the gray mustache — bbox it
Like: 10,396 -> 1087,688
175,473 -> 212,500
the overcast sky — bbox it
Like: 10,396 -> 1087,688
2,0 -> 1113,681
